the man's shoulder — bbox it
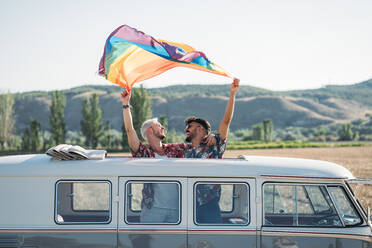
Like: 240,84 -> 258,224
131,142 -> 155,158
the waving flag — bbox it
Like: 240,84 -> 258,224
99,25 -> 230,91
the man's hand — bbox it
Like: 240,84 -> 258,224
230,78 -> 240,95
121,89 -> 131,105
205,134 -> 217,146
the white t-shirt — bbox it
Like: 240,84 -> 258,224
152,153 -> 179,209
153,183 -> 179,210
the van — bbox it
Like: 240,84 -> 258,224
0,154 -> 371,248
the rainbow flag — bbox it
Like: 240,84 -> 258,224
98,25 -> 230,90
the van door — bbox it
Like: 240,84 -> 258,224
260,183 -> 369,248
188,178 -> 257,248
54,179 -> 118,248
118,177 -> 187,248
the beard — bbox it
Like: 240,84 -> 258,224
154,132 -> 166,141
185,131 -> 196,142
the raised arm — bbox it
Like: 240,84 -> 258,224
218,78 -> 240,141
121,90 -> 140,152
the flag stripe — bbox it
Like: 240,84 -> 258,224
99,25 -> 230,90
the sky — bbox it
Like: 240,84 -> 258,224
0,0 -> 371,93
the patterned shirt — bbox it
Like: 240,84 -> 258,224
184,133 -> 227,159
132,133 -> 227,208
185,133 -> 226,206
196,184 -> 221,206
131,142 -> 188,158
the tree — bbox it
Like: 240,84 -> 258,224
21,118 -> 41,152
29,118 -> 41,152
130,87 -> 152,141
263,119 -> 273,142
0,92 -> 15,150
49,91 -> 66,145
121,125 -> 129,152
90,94 -> 104,148
21,128 -> 31,151
102,121 -> 113,150
80,94 -> 104,148
81,98 -> 91,146
340,123 -> 354,141
252,124 -> 264,141
159,115 -> 168,143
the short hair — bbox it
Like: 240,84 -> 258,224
184,116 -> 211,135
141,118 -> 158,141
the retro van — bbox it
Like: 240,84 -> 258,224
0,154 -> 371,248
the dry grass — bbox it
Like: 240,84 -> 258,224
110,146 -> 372,210
225,146 -> 372,209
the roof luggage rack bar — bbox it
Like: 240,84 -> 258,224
348,178 -> 372,184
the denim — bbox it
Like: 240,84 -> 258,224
196,198 -> 222,224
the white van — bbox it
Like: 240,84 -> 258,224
0,154 -> 371,248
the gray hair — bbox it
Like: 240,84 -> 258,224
141,118 -> 159,141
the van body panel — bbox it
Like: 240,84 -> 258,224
0,231 -> 117,248
118,177 -> 187,248
0,176 -> 120,248
0,154 -> 370,248
187,178 -> 257,248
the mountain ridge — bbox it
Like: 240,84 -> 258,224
10,78 -> 372,134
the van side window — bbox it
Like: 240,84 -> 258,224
55,181 -> 111,224
328,186 -> 362,225
263,184 -> 360,227
194,183 -> 249,225
125,181 -> 181,224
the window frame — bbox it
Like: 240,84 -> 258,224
193,181 -> 250,226
124,180 -> 182,225
327,185 -> 363,226
54,179 -> 112,225
262,182 -> 364,228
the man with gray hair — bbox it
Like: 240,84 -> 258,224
121,90 -> 214,158
121,89 -> 201,224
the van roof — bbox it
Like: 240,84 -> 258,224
0,154 -> 354,180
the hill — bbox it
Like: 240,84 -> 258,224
11,78 -> 372,134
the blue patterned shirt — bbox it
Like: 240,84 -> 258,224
184,133 -> 226,159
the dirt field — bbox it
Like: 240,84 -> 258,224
225,146 -> 372,209
110,146 -> 372,209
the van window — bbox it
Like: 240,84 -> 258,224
125,181 -> 181,224
194,182 -> 249,225
55,181 -> 111,224
328,186 -> 362,225
264,184 -> 351,227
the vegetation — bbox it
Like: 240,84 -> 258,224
49,91 -> 66,145
0,92 -> 15,150
2,79 -> 372,155
21,118 -> 41,152
131,87 -> 152,141
80,93 -> 104,148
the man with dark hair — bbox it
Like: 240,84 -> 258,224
183,78 -> 240,223
183,78 -> 239,159
121,89 -> 216,224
